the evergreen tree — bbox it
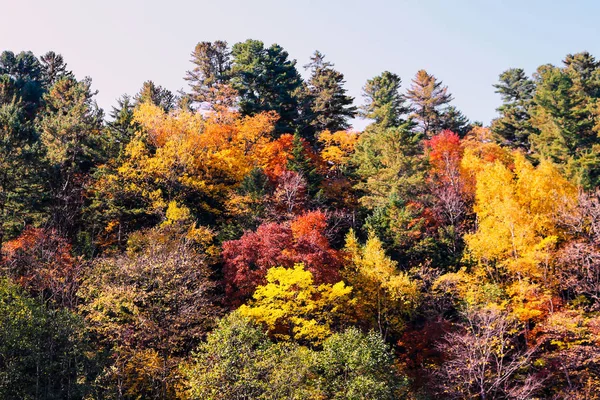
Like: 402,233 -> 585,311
361,71 -> 410,130
104,94 -> 136,160
185,40 -> 231,104
287,132 -> 321,195
0,52 -> 46,252
438,105 -> 471,137
491,68 -> 536,149
134,80 -> 176,112
353,123 -> 425,209
406,69 -> 453,137
40,51 -> 72,88
38,76 -> 104,236
0,51 -> 45,119
231,39 -> 303,136
303,51 -> 356,138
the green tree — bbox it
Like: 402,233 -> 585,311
361,71 -> 410,130
313,328 -> 407,399
303,50 -> 356,138
491,68 -> 536,149
353,124 -> 426,209
438,105 -> 471,137
39,51 -> 73,88
38,76 -> 104,236
287,132 -> 322,196
134,80 -> 176,112
0,278 -> 98,399
529,60 -> 600,187
230,39 -> 303,135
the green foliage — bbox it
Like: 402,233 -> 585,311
186,313 -> 405,400
231,39 -> 303,135
491,68 -> 536,149
361,71 -> 410,130
303,50 -> 357,139
353,124 -> 426,209
0,278 -> 97,399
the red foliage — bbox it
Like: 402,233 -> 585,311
425,130 -> 463,184
222,211 -> 341,304
2,227 -> 81,307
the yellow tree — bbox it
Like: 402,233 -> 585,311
90,103 -> 281,246
343,230 -> 421,339
239,263 -> 353,346
465,152 -> 577,282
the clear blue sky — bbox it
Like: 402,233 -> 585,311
4,0 -> 600,129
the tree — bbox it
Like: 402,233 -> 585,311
361,71 -> 410,130
425,130 -> 470,261
343,230 -> 421,339
222,211 -> 341,304
303,50 -> 356,138
438,105 -> 471,137
406,69 -> 453,137
0,91 -> 44,252
40,51 -> 73,88
39,76 -> 104,236
1,227 -> 81,308
89,103 -> 279,248
435,307 -> 541,399
353,124 -> 426,209
239,263 -> 353,345
185,314 -> 404,400
465,153 -> 577,281
230,39 -> 303,135
0,278 -> 97,399
185,40 -> 231,104
78,224 -> 222,399
314,327 -> 407,399
287,132 -> 322,195
134,80 -> 176,112
491,68 -> 536,149
184,312 -> 276,400
0,51 -> 45,118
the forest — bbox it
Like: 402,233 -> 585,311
0,40 -> 599,399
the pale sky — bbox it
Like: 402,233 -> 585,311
3,0 -> 600,130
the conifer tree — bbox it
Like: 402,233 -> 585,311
491,68 -> 536,149
361,71 -> 410,130
185,40 -> 231,104
231,39 -> 303,136
406,69 -> 453,137
303,51 -> 356,138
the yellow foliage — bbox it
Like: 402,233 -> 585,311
343,230 -> 420,335
103,103 -> 279,222
239,264 -> 353,345
318,129 -> 359,169
465,152 -> 577,281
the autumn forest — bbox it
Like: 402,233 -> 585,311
1,40 -> 600,399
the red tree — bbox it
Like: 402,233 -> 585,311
1,227 -> 82,308
222,211 -> 341,304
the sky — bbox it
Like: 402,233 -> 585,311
3,0 -> 600,130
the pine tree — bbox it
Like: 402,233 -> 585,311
134,80 -> 176,112
185,41 -> 231,104
491,68 -> 536,149
39,76 -> 104,236
361,71 -> 410,130
231,39 -> 303,136
406,69 -> 453,137
39,51 -> 72,88
438,105 -> 471,137
303,51 -> 356,139
287,132 -> 321,195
